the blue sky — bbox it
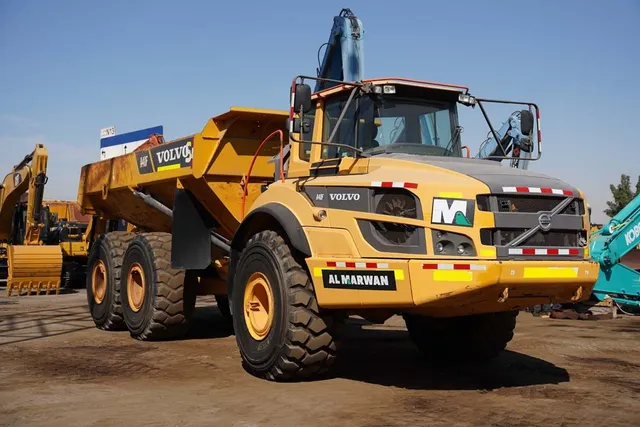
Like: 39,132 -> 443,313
1,0 -> 638,223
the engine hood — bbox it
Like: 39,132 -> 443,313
372,153 -> 580,196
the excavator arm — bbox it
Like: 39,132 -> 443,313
315,8 -> 364,92
590,194 -> 640,309
0,144 -> 63,296
474,110 -> 535,170
0,144 -> 49,244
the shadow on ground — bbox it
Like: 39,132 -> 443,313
0,296 -> 570,392
0,303 -> 93,345
185,306 -> 234,340
327,320 -> 570,391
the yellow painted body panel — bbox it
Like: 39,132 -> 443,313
307,257 -> 598,316
295,156 -> 497,259
59,241 -> 88,258
7,244 -> 63,296
44,200 -> 91,223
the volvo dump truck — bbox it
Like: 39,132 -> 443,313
78,74 -> 599,381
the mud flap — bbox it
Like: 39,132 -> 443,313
171,188 -> 216,270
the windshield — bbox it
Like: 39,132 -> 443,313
321,87 -> 462,159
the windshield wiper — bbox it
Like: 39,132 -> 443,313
442,126 -> 463,157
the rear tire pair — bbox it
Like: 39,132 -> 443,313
86,231 -> 196,340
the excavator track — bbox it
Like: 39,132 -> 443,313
7,244 -> 63,296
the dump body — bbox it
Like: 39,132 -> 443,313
77,107 -> 289,240
45,200 -> 91,223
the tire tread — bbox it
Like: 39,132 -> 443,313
126,232 -> 196,341
240,230 -> 336,381
89,231 -> 134,331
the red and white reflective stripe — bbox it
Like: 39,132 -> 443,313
536,108 -> 542,144
371,181 -> 418,189
422,263 -> 487,271
508,248 -> 580,256
502,186 -> 574,196
326,261 -> 389,269
289,84 -> 296,133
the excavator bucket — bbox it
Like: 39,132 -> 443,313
6,244 -> 63,296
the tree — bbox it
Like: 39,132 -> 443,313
604,174 -> 640,218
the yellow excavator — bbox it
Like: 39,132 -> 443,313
0,144 -> 65,296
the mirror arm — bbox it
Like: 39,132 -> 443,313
476,99 -> 509,158
327,86 -> 359,144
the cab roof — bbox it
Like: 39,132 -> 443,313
311,77 -> 469,99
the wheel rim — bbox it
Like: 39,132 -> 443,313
92,260 -> 107,304
127,263 -> 145,312
243,272 -> 274,341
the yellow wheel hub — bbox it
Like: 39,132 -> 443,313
127,263 -> 145,312
92,260 -> 107,304
243,272 -> 274,341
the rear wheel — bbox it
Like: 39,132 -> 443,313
403,310 -> 518,362
86,231 -> 134,331
231,230 -> 337,381
121,232 -> 197,341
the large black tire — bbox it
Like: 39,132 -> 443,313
231,230 -> 337,381
86,231 -> 134,331
403,310 -> 518,362
120,232 -> 197,341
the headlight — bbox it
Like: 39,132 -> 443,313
431,229 -> 476,256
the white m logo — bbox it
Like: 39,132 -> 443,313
431,198 -> 472,226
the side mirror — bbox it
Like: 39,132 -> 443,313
294,84 -> 312,114
519,110 -> 534,135
285,117 -> 312,134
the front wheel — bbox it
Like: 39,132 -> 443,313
231,230 -> 337,381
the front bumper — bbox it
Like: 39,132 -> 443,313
307,258 -> 600,316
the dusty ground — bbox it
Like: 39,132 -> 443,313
0,290 -> 638,427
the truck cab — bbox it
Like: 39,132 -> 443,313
286,78 -> 470,178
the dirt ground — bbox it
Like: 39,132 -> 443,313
0,290 -> 639,427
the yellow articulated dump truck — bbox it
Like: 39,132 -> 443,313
77,74 -> 599,381
42,200 -> 92,288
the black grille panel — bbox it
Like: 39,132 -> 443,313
481,228 -> 587,247
477,195 -> 584,215
477,192 -> 587,259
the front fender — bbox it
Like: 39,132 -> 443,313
231,202 -> 311,256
